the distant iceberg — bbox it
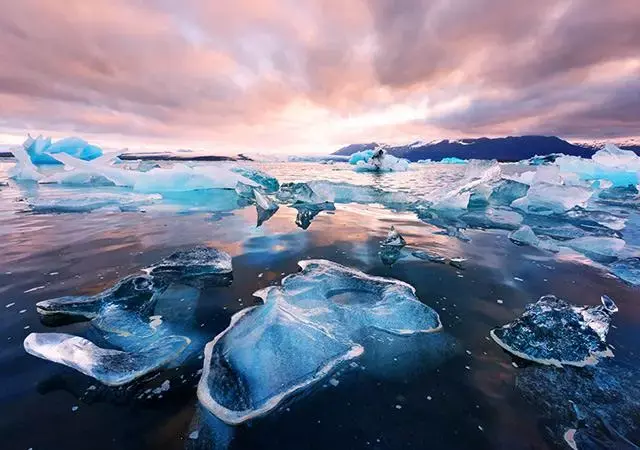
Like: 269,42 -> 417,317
22,135 -> 103,165
439,157 -> 467,164
349,148 -> 409,172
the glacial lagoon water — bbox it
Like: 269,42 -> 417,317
1,158 -> 639,450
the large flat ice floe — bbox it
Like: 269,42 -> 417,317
491,294 -> 617,367
24,247 -> 233,385
198,260 -> 442,424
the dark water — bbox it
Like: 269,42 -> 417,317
0,161 -> 639,450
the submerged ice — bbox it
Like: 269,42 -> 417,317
198,260 -> 442,424
491,294 -> 617,367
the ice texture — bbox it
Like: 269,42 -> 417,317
23,135 -> 103,165
231,167 -> 280,193
349,148 -> 409,172
556,143 -> 640,186
439,157 -> 467,164
24,333 -> 190,386
198,260 -> 442,424
254,190 -> 279,226
516,362 -> 640,449
36,274 -> 156,319
27,192 -> 159,213
8,145 -> 43,181
609,257 -> 640,286
491,294 -> 616,367
50,153 -> 261,193
564,236 -> 626,261
508,225 -> 559,252
411,250 -> 446,264
27,247 -> 232,385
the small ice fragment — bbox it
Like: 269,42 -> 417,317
258,273 -> 263,278
496,300 -> 504,304
329,378 -> 339,387
395,404 -> 402,410
563,429 -> 578,450
152,380 -> 171,394
146,247 -> 232,278
491,295 -> 616,367
600,295 -> 618,313
513,277 -> 523,282
188,430 -> 199,440
49,272 -> 59,276
426,396 -> 432,401
5,302 -> 15,308
381,226 -> 406,248
412,250 -> 446,264
24,285 -> 45,293
465,350 -> 472,355
19,309 -> 27,314
465,366 -> 470,370
478,425 -> 484,432
72,406 -> 79,412
87,385 -> 96,391
449,258 -> 466,270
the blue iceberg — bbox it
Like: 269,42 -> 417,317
24,135 -> 103,165
198,260 -> 442,424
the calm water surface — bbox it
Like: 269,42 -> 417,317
0,160 -> 638,450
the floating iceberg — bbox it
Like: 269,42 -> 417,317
508,225 -> 559,252
231,167 -> 280,193
491,294 -> 617,367
556,143 -> 640,187
350,148 -> 409,172
511,178 -> 593,215
36,274 -> 156,319
146,247 -> 233,278
198,260 -> 441,424
439,157 -> 467,164
24,333 -> 190,386
381,226 -> 406,247
411,250 -> 446,264
27,192 -> 160,213
254,190 -> 279,227
50,153 -> 262,193
609,257 -> 640,286
293,201 -> 335,229
23,135 -> 103,165
27,247 -> 232,385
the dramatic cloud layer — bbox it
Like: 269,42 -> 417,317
0,0 -> 638,153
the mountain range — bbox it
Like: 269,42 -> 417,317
334,136 -> 640,162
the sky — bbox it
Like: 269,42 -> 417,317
0,0 -> 638,154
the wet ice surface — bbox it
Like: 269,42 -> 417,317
491,295 -> 616,367
1,154 -> 640,450
198,259 -> 441,424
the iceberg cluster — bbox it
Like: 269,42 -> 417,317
491,294 -> 617,367
349,148 -> 409,172
198,260 -> 442,424
25,247 -> 233,385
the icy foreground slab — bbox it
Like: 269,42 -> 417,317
24,333 -> 190,386
198,260 -> 442,424
27,247 -> 232,385
491,295 -> 617,367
